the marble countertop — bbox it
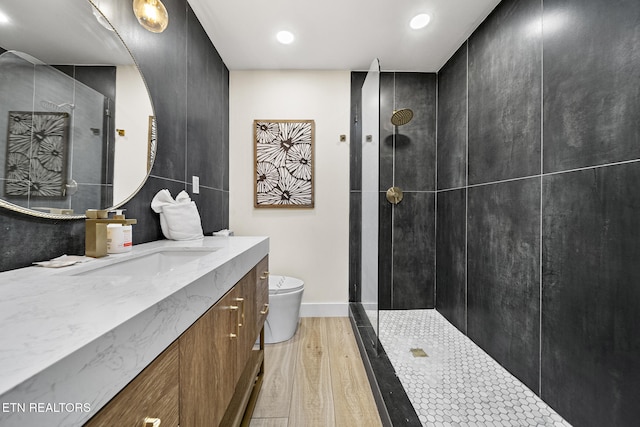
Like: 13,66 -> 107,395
0,236 -> 269,426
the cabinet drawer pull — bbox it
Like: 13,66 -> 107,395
260,271 -> 270,280
143,417 -> 161,427
235,297 -> 245,327
260,304 -> 269,315
230,333 -> 237,339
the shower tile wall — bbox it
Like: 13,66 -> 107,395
467,178 -> 541,392
0,0 -> 230,271
436,0 -> 640,425
349,71 -> 436,310
467,0 -> 541,184
378,73 -> 436,310
349,72 -> 366,303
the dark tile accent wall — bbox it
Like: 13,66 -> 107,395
349,72 -> 366,303
349,192 -> 361,302
542,163 -> 640,427
392,192 -> 435,309
467,178 -> 541,391
437,43 -> 467,191
378,193 -> 393,309
436,0 -> 640,424
381,73 -> 436,310
468,0 -> 541,184
435,189 -> 466,333
393,73 -> 436,192
543,0 -> 640,172
350,71 -> 437,311
350,72 -> 366,192
378,73 -> 395,192
0,0 -> 229,271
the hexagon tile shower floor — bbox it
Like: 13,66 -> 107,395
378,310 -> 571,427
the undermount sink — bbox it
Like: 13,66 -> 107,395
69,248 -> 219,277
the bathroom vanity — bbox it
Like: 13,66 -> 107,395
0,236 -> 269,427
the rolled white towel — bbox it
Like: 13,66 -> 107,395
151,188 -> 175,213
151,189 -> 204,240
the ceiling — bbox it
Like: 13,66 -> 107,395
188,0 -> 502,72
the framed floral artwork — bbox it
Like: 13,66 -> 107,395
254,119 -> 314,208
4,111 -> 70,198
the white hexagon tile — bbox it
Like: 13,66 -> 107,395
378,310 -> 572,427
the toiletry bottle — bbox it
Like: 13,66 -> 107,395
122,224 -> 133,252
107,224 -> 126,254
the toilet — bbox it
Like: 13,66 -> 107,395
264,275 -> 304,344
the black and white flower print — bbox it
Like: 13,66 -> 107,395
255,120 -> 313,207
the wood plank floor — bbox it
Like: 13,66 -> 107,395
250,317 -> 382,427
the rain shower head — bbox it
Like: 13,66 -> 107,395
391,108 -> 414,126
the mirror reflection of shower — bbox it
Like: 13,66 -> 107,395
40,100 -> 75,112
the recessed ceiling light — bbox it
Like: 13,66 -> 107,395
276,30 -> 295,45
410,13 -> 431,30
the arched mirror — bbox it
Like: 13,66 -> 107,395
0,0 -> 155,219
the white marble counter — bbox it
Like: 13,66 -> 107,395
0,236 -> 269,426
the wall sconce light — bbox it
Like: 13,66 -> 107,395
132,0 -> 169,33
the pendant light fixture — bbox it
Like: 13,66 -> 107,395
132,0 -> 169,33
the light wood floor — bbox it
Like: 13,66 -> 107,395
250,317 -> 383,427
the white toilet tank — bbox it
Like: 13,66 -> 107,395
264,275 -> 304,344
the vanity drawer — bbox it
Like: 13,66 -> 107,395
85,341 -> 179,427
256,255 -> 269,330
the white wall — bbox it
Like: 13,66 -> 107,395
229,70 -> 351,316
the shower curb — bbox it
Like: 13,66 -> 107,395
349,303 -> 422,426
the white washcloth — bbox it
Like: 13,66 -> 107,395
33,254 -> 93,268
151,189 -> 204,241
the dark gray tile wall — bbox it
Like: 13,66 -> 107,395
542,163 -> 640,427
468,0 -> 541,184
393,73 -> 436,192
437,43 -> 467,191
349,71 -> 437,310
0,0 -> 229,271
435,189 -> 466,333
467,178 -> 541,391
392,191 -> 435,309
543,0 -> 640,172
378,193 -> 393,309
436,0 -> 640,425
378,73 -> 395,192
349,72 -> 366,303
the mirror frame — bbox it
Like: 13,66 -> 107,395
0,0 -> 156,220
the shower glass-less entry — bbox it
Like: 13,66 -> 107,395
361,58 -> 380,339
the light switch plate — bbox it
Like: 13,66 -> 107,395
192,176 -> 200,194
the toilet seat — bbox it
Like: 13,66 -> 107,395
269,275 -> 304,295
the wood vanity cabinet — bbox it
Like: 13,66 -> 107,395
180,287 -> 239,427
84,341 -> 180,427
84,257 -> 269,427
255,256 -> 270,331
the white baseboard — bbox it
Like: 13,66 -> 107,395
299,303 -> 349,317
